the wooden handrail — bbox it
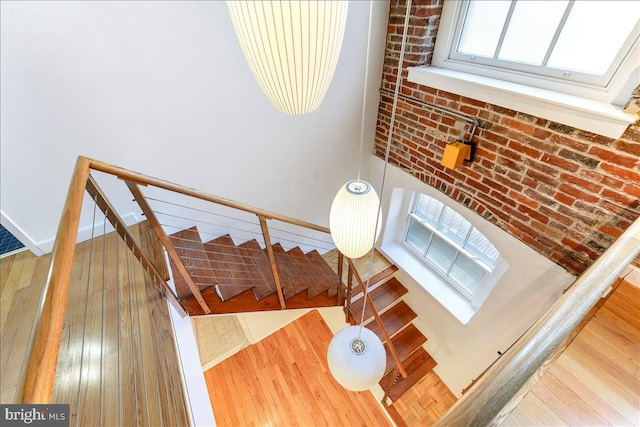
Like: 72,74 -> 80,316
434,217 -> 640,426
347,258 -> 408,379
19,156 -> 92,403
87,158 -> 330,234
86,175 -> 187,317
126,180 -> 210,314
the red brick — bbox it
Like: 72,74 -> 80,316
614,139 -> 640,157
525,169 -> 559,187
484,131 -> 509,145
549,133 -> 589,152
598,226 -> 623,239
493,175 -> 523,193
624,184 -> 640,198
540,153 -> 579,172
465,178 -> 491,194
600,188 -> 640,209
501,117 -> 535,134
485,190 -> 514,207
559,173 -> 602,194
558,183 -> 600,203
508,140 -> 540,159
475,147 -> 497,161
538,206 -> 573,227
518,205 -> 550,224
508,191 -> 538,209
554,192 -> 576,206
601,163 -> 640,182
497,156 -> 526,172
588,146 -> 638,168
532,128 -> 553,140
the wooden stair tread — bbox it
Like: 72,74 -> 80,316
367,301 -> 417,342
167,227 -> 216,289
351,265 -> 399,299
287,247 -> 335,300
307,250 -> 340,298
287,247 -> 325,299
350,277 -> 408,323
183,285 -> 340,315
380,347 -> 437,402
204,235 -> 255,301
238,240 -> 277,301
271,244 -> 308,299
383,323 -> 427,375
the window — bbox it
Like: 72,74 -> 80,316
449,0 -> 639,88
437,0 -> 639,96
402,194 -> 501,302
408,0 -> 639,139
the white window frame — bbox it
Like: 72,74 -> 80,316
380,188 -> 509,324
401,193 -> 499,304
446,0 -> 639,90
407,0 -> 638,139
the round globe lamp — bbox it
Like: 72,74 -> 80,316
327,326 -> 386,391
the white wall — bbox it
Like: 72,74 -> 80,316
369,156 -> 575,396
0,0 -> 390,253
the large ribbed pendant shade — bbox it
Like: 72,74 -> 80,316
226,1 -> 348,115
329,180 -> 382,259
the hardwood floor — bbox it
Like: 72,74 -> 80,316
0,250 -> 51,403
503,280 -> 640,426
204,309 -> 392,426
1,224 -> 189,426
389,370 -> 457,426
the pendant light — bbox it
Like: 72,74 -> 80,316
227,1 -> 349,115
327,0 -> 412,392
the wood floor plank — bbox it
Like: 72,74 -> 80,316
205,310 -> 392,427
504,280 -> 640,426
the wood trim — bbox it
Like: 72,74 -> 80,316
258,216 -> 286,310
125,180 -> 210,314
88,158 -> 330,234
19,156 -> 92,404
347,258 -> 408,379
434,217 -> 640,427
85,175 -> 187,317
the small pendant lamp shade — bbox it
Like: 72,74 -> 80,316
226,1 -> 349,115
330,180 -> 382,259
327,326 -> 386,391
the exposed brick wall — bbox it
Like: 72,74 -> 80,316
374,0 -> 640,275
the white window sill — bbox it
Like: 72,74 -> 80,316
407,66 -> 637,140
380,241 -> 476,325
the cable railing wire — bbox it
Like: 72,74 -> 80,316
147,196 -> 335,247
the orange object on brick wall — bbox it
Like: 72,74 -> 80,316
441,141 -> 471,169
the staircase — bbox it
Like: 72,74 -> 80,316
346,257 -> 438,407
167,226 -> 341,316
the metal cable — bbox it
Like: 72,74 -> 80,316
99,210 -> 107,426
124,235 -> 140,425
74,194 -> 98,427
360,0 -> 413,333
132,254 -> 151,424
